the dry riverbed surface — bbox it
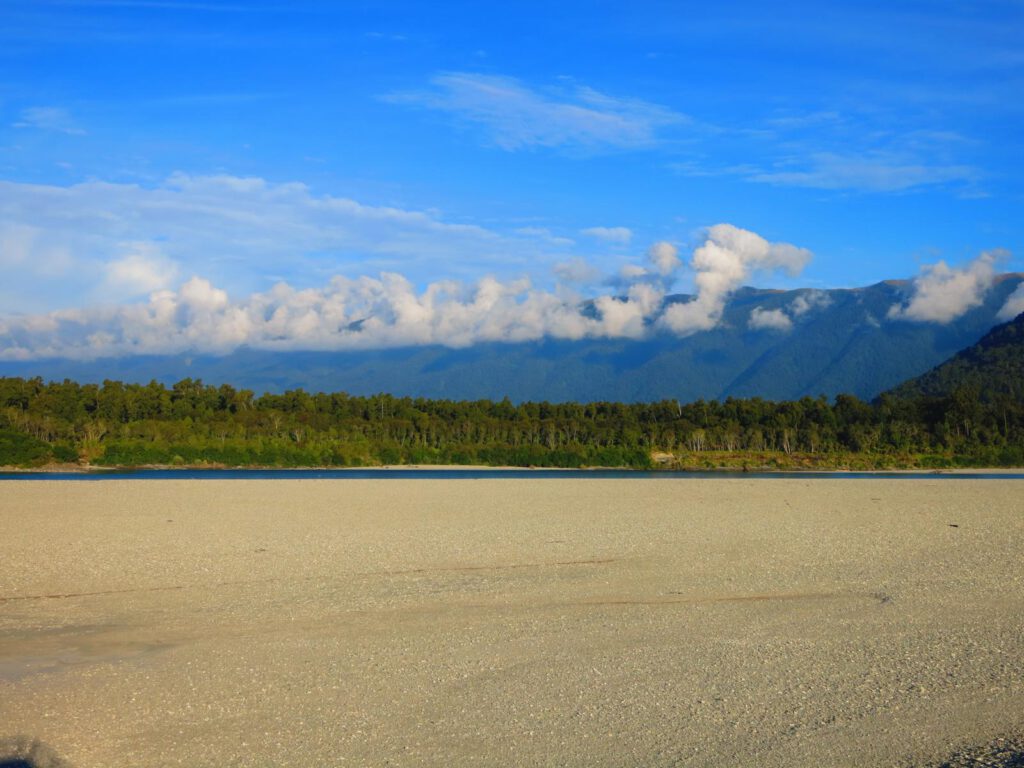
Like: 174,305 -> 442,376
1,478 -> 1022,767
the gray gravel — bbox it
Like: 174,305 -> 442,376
1,478 -> 1022,767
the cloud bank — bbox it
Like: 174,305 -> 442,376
0,224 -> 813,360
2,168 -> 1012,363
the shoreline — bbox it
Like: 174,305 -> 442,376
2,462 -> 1022,476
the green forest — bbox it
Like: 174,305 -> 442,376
1,374 -> 1022,470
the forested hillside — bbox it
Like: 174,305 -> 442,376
888,312 -> 1024,403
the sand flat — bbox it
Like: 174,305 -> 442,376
1,478 -> 1022,766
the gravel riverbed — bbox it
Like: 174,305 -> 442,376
1,478 -> 1022,766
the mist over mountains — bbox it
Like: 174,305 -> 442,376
3,274 -> 1020,403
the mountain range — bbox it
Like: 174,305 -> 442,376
2,274 -> 1021,403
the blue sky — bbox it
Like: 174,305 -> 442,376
0,0 -> 1022,357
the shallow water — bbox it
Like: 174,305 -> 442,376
2,468 -> 1023,480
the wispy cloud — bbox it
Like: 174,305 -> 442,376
386,72 -> 687,152
513,226 -> 575,247
553,257 -> 602,285
34,1 -> 263,11
789,289 -> 832,317
762,110 -> 843,130
999,283 -> 1024,321
748,151 -> 979,193
671,106 -> 985,195
581,226 -> 632,245
13,106 -> 86,135
0,174 -> 554,312
147,91 -> 278,106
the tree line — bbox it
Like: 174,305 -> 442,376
1,376 -> 1021,469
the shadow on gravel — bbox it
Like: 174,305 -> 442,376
935,738 -> 1024,768
0,739 -> 70,768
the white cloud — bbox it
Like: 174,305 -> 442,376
997,283 -> 1024,321
13,106 -> 86,135
744,288 -> 829,333
589,282 -> 667,339
581,226 -> 633,245
647,241 -> 680,276
104,242 -> 179,296
660,224 -> 812,335
617,263 -> 649,281
388,72 -> 686,151
748,306 -> 793,332
789,289 -> 832,316
888,250 -> 1003,323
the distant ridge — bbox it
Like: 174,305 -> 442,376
886,311 -> 1024,402
2,276 -> 1021,403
